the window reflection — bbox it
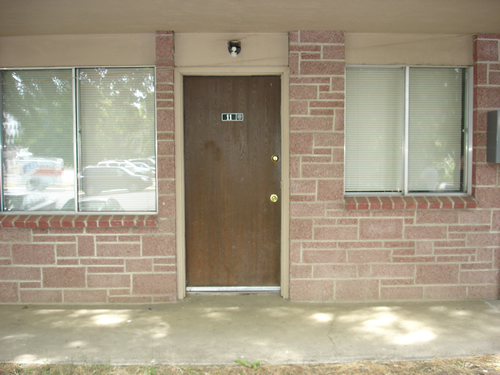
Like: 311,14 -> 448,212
77,162 -> 155,212
1,70 -> 74,211
78,68 -> 156,212
1,67 -> 156,213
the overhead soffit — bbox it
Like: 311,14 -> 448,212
1,0 -> 500,37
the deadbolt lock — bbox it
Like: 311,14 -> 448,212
271,154 -> 279,163
270,194 -> 279,203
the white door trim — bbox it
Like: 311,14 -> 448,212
174,67 -> 290,299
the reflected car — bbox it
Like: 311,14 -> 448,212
80,166 -> 153,195
3,191 -> 56,211
97,159 -> 153,178
128,157 -> 155,169
60,196 -> 124,212
127,161 -> 155,178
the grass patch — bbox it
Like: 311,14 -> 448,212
0,355 -> 499,375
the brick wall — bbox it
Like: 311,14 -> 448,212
0,31 -> 177,304
288,31 -> 500,301
0,31 -> 498,304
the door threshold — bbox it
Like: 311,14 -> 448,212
186,286 -> 280,293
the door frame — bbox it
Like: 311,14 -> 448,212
174,67 -> 290,299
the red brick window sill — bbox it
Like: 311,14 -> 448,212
0,214 -> 158,228
344,196 -> 477,210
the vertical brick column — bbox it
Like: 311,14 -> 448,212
471,34 -> 500,299
473,34 -> 500,207
137,30 -> 177,302
288,31 -> 345,301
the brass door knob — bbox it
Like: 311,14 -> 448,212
270,194 -> 279,203
271,154 -> 279,163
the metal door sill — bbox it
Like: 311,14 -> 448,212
186,286 -> 280,293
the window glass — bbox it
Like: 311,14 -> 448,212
408,68 -> 464,192
1,69 -> 74,211
1,67 -> 156,213
345,67 -> 404,193
78,68 -> 156,212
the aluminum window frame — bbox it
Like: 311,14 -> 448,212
344,64 -> 473,197
0,65 -> 158,215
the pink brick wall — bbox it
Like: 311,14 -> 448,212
288,31 -> 500,301
0,31 -> 177,304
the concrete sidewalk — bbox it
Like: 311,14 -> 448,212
0,295 -> 499,366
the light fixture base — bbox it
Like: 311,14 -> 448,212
228,40 -> 241,57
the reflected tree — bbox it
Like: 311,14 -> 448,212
1,70 -> 74,165
78,68 -> 155,167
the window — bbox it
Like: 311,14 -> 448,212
345,66 -> 471,196
1,67 -> 156,213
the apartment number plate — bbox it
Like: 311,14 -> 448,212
222,113 -> 244,121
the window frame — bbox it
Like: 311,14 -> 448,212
344,64 -> 473,197
0,65 -> 158,215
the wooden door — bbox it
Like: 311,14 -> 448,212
184,76 -> 281,287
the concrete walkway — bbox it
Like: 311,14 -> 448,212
0,295 -> 499,366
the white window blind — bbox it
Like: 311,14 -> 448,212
408,68 -> 464,192
78,68 -> 156,212
346,66 -> 468,195
345,67 -> 405,192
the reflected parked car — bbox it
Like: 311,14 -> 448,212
128,157 -> 155,169
60,196 -> 124,212
127,161 -> 155,178
80,166 -> 153,195
97,159 -> 153,178
3,191 -> 56,211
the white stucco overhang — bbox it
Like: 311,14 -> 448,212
0,0 -> 499,36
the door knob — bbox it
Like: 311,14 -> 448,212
270,194 -> 279,203
271,154 -> 279,163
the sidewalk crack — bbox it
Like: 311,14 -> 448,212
327,320 -> 339,355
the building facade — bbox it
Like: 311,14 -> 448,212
0,30 -> 498,303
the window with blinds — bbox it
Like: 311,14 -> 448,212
345,66 -> 469,196
1,67 -> 156,213
345,67 -> 404,193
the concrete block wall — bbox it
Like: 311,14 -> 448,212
288,30 -> 500,301
0,31 -> 177,304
